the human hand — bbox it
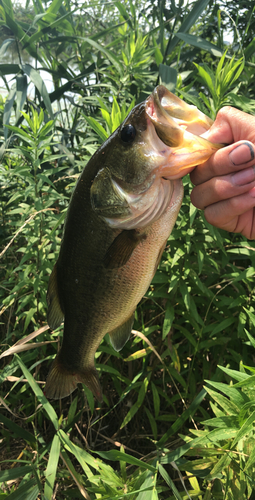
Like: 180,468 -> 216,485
190,106 -> 255,239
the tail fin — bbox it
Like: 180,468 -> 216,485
44,353 -> 103,401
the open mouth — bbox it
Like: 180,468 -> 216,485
145,85 -> 223,180
146,85 -> 213,140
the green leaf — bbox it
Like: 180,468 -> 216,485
205,380 -> 247,407
218,366 -> 250,382
0,414 -> 36,446
0,38 -> 15,58
202,415 -> 239,430
160,429 -> 238,464
16,356 -> 59,430
210,317 -> 236,337
22,64 -> 54,119
5,478 -> 39,500
166,0 -> 210,55
206,453 -> 232,480
44,434 -> 61,499
176,33 -> 224,57
232,374 -> 255,389
23,307 -> 37,332
82,37 -> 124,76
231,409 -> 255,449
1,0 -> 14,19
159,464 -> 183,500
144,407 -> 157,440
194,63 -> 216,99
151,382 -> 160,418
158,388 -> 206,446
4,11 -> 42,62
205,387 -> 240,415
244,437 -> 255,471
162,302 -> 174,339
159,64 -> 177,92
244,37 -> 255,59
0,63 -> 20,74
95,449 -> 156,473
3,83 -> 16,140
59,429 -> 102,471
136,471 -> 158,500
120,376 -> 150,428
83,115 -> 108,141
16,74 -> 27,121
244,327 -> 255,349
0,466 -> 34,482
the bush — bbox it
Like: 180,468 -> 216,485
1,0 -> 255,498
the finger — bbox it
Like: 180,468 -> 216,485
203,187 -> 255,237
234,209 -> 255,239
190,140 -> 255,186
191,166 -> 255,210
203,106 -> 255,145
205,208 -> 255,240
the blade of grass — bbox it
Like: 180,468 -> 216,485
44,434 -> 61,500
16,355 -> 59,430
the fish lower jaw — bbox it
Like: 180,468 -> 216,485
161,164 -> 196,180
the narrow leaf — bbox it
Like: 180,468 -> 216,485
176,33 -> 224,57
3,83 -> 16,140
44,434 -> 61,499
95,450 -> 156,472
23,64 -> 54,119
166,0 -> 210,55
16,74 -> 27,120
16,356 -> 59,430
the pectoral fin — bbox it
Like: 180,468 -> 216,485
47,264 -> 64,330
104,229 -> 146,269
109,313 -> 134,351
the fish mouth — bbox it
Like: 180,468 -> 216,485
92,86 -> 224,231
145,85 -> 223,180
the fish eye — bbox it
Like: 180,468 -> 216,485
121,124 -> 136,143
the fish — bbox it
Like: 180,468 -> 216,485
45,85 -> 223,401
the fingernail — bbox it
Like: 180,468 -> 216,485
232,166 -> 255,186
249,187 -> 255,197
229,142 -> 255,166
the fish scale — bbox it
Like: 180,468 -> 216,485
45,85 -> 223,400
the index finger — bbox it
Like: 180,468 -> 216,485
190,140 -> 255,186
203,106 -> 255,145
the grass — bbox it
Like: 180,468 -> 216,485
1,0 -> 255,497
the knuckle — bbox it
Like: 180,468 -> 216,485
190,187 -> 203,209
204,207 -> 219,227
217,106 -> 232,119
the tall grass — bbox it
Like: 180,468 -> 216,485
1,0 -> 255,498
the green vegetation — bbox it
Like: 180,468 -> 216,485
1,0 -> 255,498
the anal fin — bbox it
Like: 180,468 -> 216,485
47,263 -> 64,330
109,313 -> 134,351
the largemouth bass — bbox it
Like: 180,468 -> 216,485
45,86 -> 222,400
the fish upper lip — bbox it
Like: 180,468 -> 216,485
145,85 -> 212,138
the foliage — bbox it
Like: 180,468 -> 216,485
1,0 -> 255,498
